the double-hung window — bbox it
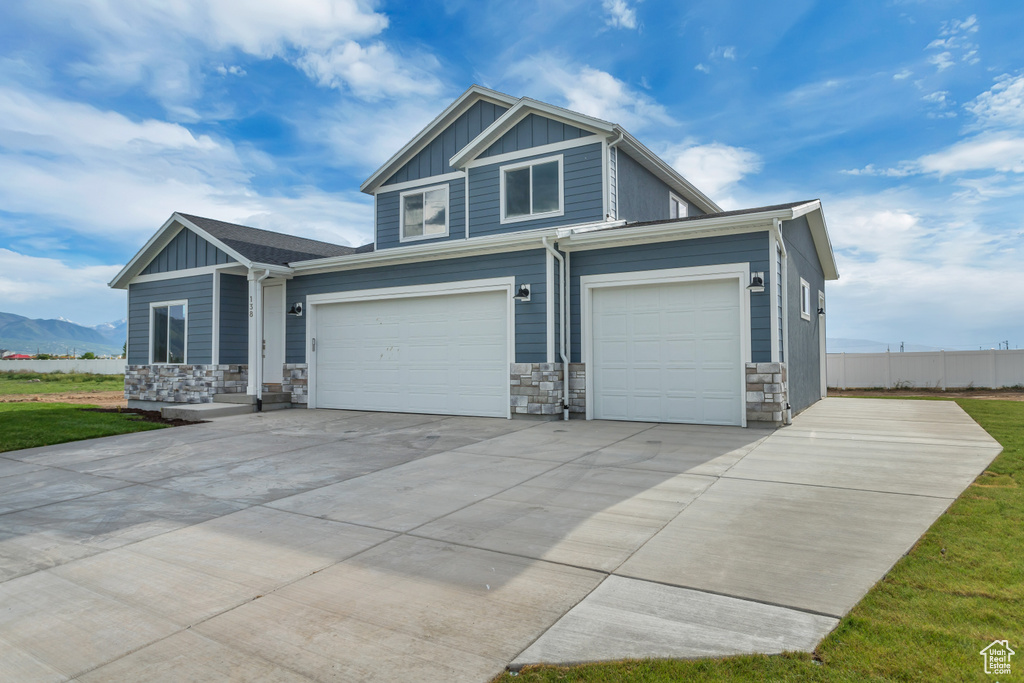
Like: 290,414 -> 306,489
400,184 -> 449,242
151,301 -> 186,364
500,155 -> 563,223
670,193 -> 688,219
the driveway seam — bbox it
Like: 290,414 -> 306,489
717,474 -> 959,500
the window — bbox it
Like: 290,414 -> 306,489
151,301 -> 186,363
500,156 -> 563,223
670,193 -> 688,219
400,184 -> 448,242
800,279 -> 811,320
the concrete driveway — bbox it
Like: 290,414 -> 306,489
0,398 -> 1002,681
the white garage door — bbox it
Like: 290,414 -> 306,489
314,290 -> 508,417
591,279 -> 742,425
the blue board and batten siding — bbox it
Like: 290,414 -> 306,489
127,275 -> 213,365
141,228 -> 234,274
219,274 -> 249,364
469,143 -> 604,238
383,100 -> 508,185
285,250 -> 548,364
783,216 -> 825,413
616,151 -> 706,223
478,114 -> 590,159
568,233 -> 772,363
375,178 -> 466,250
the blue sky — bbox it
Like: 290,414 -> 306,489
1,0 -> 1021,350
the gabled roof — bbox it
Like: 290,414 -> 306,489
360,85 -> 519,194
177,214 -> 356,265
109,212 -> 359,289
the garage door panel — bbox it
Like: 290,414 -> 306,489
592,278 -> 742,426
315,290 -> 508,418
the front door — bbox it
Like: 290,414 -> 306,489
262,283 -> 285,384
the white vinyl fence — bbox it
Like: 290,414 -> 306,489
827,350 -> 1024,389
0,359 -> 127,375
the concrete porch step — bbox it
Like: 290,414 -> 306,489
161,403 -> 253,421
214,392 -> 292,405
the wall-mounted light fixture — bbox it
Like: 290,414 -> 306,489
287,302 -> 303,317
747,272 -> 765,293
513,284 -> 531,302
817,307 -> 825,316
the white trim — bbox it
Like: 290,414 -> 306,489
148,299 -> 188,365
545,250 -> 555,363
669,192 -> 688,219
499,154 -> 564,225
361,85 -> 518,194
212,271 -> 221,365
800,278 -> 812,320
464,171 -> 470,239
463,136 -> 600,170
373,194 -> 378,251
601,139 -> 610,220
305,276 -> 516,418
565,250 -> 572,367
373,171 -> 465,196
818,290 -> 827,399
769,233 -> 780,363
129,263 -> 244,285
580,264 -> 751,427
246,275 -> 259,395
398,183 -> 451,243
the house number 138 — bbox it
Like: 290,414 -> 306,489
249,295 -> 254,318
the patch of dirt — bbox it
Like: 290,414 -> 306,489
0,390 -> 126,408
82,407 -> 198,427
829,389 -> 1024,401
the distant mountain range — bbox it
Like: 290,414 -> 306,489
0,312 -> 126,357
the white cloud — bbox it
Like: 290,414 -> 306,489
0,85 -> 373,250
602,0 -> 637,30
663,141 -> 762,201
710,46 -> 737,61
694,63 -> 710,74
893,69 -> 913,80
502,57 -> 673,131
296,41 -> 443,100
0,249 -> 124,326
965,73 -> 1024,130
924,14 -> 980,72
916,133 -> 1024,176
28,0 -> 438,110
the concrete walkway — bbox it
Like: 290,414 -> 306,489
0,399 -> 1002,681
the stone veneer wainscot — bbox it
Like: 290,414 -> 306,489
281,364 -> 309,404
125,364 -> 248,404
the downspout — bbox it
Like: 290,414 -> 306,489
542,236 -> 570,421
770,219 -> 791,424
254,268 -> 271,412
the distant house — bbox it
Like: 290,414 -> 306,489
3,354 -> 34,360
110,85 -> 838,427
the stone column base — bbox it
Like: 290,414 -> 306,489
746,362 -> 790,427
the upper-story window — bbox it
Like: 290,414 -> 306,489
670,193 -> 688,219
500,155 -> 563,224
400,184 -> 449,242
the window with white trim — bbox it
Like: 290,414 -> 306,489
151,301 -> 186,364
800,279 -> 811,321
400,184 -> 448,241
500,155 -> 563,223
670,193 -> 688,219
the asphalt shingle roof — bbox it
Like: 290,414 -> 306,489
179,213 -> 373,266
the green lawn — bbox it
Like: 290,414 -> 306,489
497,398 -> 1023,683
0,371 -> 124,395
0,403 -> 165,453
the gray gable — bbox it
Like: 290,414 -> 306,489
179,214 -> 362,266
383,99 -> 509,186
479,114 -> 590,158
142,227 -> 234,274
